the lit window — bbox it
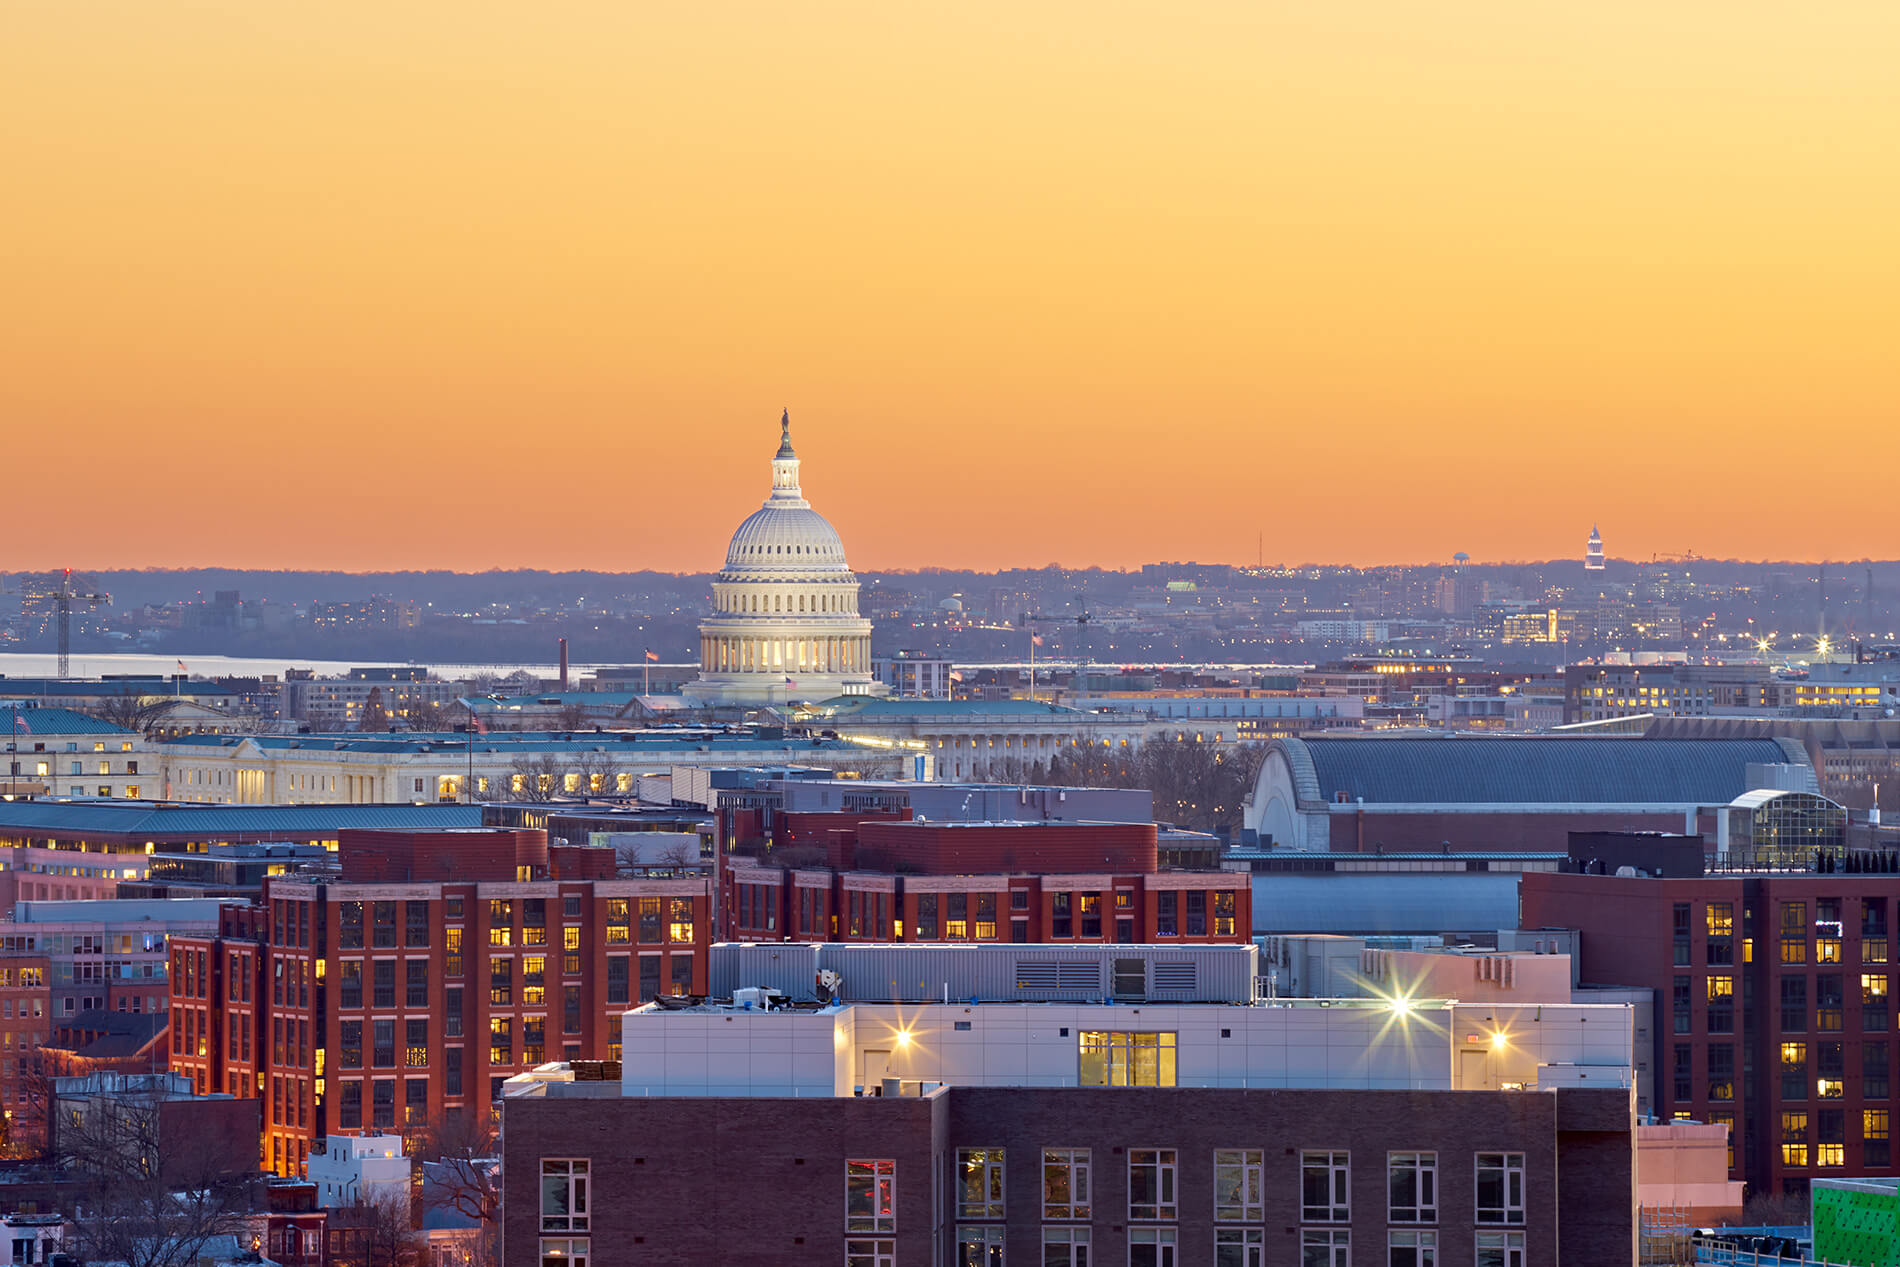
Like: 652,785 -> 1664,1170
956,1148 -> 1003,1220
1042,1148 -> 1090,1220
1078,1031 -> 1176,1087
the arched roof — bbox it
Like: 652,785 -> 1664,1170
1279,735 -> 1805,807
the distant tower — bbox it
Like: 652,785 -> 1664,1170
1585,525 -> 1605,571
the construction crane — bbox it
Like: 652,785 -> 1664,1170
52,569 -> 108,677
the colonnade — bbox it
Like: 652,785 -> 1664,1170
698,633 -> 872,675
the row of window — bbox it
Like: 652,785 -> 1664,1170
959,1225 -> 1526,1267
962,1149 -> 1523,1226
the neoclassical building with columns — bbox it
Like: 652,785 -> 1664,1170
681,412 -> 889,708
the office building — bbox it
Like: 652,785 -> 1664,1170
167,827 -> 713,1176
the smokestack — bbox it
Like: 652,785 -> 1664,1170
558,637 -> 569,691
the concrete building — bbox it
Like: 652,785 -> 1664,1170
150,726 -> 926,804
1,707 -> 149,799
281,667 -> 460,730
0,800 -> 481,864
306,1133 -> 408,1209
871,652 -> 954,700
1244,734 -> 1809,851
804,697 -> 1152,781
498,943 -> 1638,1266
683,412 -> 887,706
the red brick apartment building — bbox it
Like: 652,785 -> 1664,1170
168,828 -> 713,1176
503,1084 -> 1634,1266
1523,868 -> 1900,1197
722,818 -> 1252,946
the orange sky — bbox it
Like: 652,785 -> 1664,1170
5,4 -> 1897,573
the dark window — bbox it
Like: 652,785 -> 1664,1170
1673,903 -> 1693,965
339,962 -> 362,1010
445,986 -> 463,1038
371,1079 -> 394,1129
339,902 -> 363,949
1155,891 -> 1177,937
638,898 -> 663,943
445,897 -> 464,919
339,1021 -> 362,1069
607,958 -> 629,1005
1674,1043 -> 1693,1105
1186,891 -> 1207,937
1782,976 -> 1809,1033
671,955 -> 692,996
373,1019 -> 395,1067
1868,1042 -> 1891,1100
406,959 -> 429,1008
405,901 -> 430,948
917,893 -> 939,940
1011,889 -> 1029,910
1050,893 -> 1070,939
339,1081 -> 362,1129
564,985 -> 582,1034
405,1078 -> 428,1125
445,1052 -> 462,1098
373,960 -> 395,1009
372,902 -> 398,949
564,895 -> 582,919
1674,976 -> 1692,1034
639,955 -> 660,1002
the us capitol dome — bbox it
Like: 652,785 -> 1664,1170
680,411 -> 889,707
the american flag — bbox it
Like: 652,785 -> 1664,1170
1031,634 -> 1044,647
645,650 -> 660,662
10,711 -> 29,734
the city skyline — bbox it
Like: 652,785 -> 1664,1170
5,4 -> 1897,572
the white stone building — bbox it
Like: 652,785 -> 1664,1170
681,412 -> 888,707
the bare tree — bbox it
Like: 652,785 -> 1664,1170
412,1110 -> 501,1253
506,753 -> 566,802
570,748 -> 625,798
404,698 -> 454,732
355,1187 -> 423,1267
56,1080 -> 252,1267
82,694 -> 178,736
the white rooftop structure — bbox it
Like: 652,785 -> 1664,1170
307,1132 -> 410,1210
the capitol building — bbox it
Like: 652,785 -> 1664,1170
681,412 -> 889,707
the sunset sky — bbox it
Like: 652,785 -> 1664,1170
5,4 -> 1897,573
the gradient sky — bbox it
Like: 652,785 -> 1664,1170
5,4 -> 1897,573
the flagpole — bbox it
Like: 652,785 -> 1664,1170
1029,625 -> 1036,704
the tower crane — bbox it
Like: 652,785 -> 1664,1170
52,570 -> 109,677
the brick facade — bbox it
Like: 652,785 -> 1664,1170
501,1085 -> 1634,1265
